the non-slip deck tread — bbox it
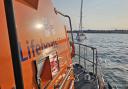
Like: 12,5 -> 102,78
73,64 -> 98,89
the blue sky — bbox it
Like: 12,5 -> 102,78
53,0 -> 128,30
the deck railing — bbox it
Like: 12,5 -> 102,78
73,42 -> 98,76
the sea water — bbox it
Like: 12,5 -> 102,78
73,33 -> 128,89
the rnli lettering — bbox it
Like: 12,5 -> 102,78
19,40 -> 58,61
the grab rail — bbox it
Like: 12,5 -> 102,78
69,80 -> 74,89
74,42 -> 98,76
58,67 -> 72,89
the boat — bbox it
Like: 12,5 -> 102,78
0,0 -> 112,89
76,33 -> 86,41
76,0 -> 86,42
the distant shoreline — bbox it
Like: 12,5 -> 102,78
67,30 -> 128,34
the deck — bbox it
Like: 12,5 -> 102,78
73,64 -> 99,89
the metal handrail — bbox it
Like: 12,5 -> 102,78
74,42 -> 96,49
75,54 -> 96,65
74,43 -> 98,76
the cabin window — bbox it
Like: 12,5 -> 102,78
49,52 -> 59,77
36,51 -> 59,88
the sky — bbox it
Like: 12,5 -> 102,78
52,0 -> 128,30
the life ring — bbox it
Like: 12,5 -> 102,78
70,41 -> 75,58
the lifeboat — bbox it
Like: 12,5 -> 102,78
0,0 -> 112,89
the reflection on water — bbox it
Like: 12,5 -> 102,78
73,33 -> 128,89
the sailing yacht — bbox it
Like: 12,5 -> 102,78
76,0 -> 86,41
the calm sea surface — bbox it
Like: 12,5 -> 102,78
74,33 -> 128,89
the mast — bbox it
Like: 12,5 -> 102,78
79,0 -> 83,32
77,0 -> 86,41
